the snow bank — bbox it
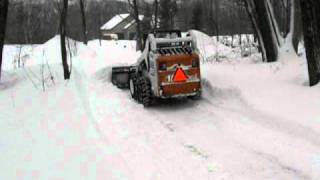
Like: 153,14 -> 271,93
191,30 -> 234,63
2,35 -> 139,77
2,35 -> 85,71
73,40 -> 140,76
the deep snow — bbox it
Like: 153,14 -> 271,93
0,31 -> 320,180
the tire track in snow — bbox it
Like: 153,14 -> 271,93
147,101 -> 233,178
145,82 -> 318,179
200,84 -> 318,179
151,99 -> 313,179
201,80 -> 320,149
251,150 -> 311,180
205,94 -> 320,149
216,133 -> 312,180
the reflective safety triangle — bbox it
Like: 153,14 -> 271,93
173,67 -> 188,82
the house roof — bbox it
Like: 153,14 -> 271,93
101,14 -> 144,31
124,15 -> 144,30
100,14 -> 130,30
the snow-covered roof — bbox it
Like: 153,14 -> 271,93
124,15 -> 144,30
100,14 -> 130,30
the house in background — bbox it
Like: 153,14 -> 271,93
100,13 -> 144,40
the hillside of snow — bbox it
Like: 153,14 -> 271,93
0,32 -> 320,180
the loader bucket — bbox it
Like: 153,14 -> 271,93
111,66 -> 133,89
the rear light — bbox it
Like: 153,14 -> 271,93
159,63 -> 167,71
192,59 -> 199,68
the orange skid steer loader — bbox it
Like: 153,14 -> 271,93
111,30 -> 202,107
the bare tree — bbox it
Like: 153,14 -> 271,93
98,5 -> 102,46
14,45 -> 23,68
300,0 -> 320,86
214,0 -> 220,40
159,0 -> 177,29
243,0 -> 280,62
0,0 -> 9,79
292,0 -> 302,53
59,0 -> 71,79
243,0 -> 266,61
153,0 -> 159,31
79,0 -> 87,44
243,0 -> 298,62
127,0 -> 143,50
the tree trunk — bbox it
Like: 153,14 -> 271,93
282,0 -> 300,53
131,0 -> 144,51
300,0 -> 320,86
60,0 -> 71,80
153,0 -> 159,31
243,0 -> 267,61
18,45 -> 22,68
255,0 -> 279,62
292,0 -> 302,53
0,0 -> 9,80
243,0 -> 279,62
79,0 -> 87,45
214,0 -> 220,41
98,8 -> 102,46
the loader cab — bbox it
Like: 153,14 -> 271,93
152,30 -> 181,38
142,31 -> 201,98
153,30 -> 182,48
143,30 -> 182,48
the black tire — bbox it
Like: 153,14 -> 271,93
190,91 -> 202,100
136,78 -> 143,103
129,74 -> 138,100
137,77 -> 153,107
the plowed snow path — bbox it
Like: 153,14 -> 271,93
0,65 -> 319,180
72,68 -> 319,180
73,71 -> 210,179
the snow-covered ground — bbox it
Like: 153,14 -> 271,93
0,31 -> 320,180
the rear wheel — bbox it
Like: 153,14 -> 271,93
137,77 -> 153,107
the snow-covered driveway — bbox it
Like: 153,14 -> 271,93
1,35 -> 320,179
81,65 -> 320,180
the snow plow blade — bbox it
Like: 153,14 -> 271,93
111,66 -> 135,89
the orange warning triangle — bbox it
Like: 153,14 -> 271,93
173,68 -> 188,82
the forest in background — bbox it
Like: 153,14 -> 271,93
5,0 -> 253,44
1,0 -> 319,86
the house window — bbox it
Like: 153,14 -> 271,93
118,33 -> 124,40
130,33 -> 136,40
